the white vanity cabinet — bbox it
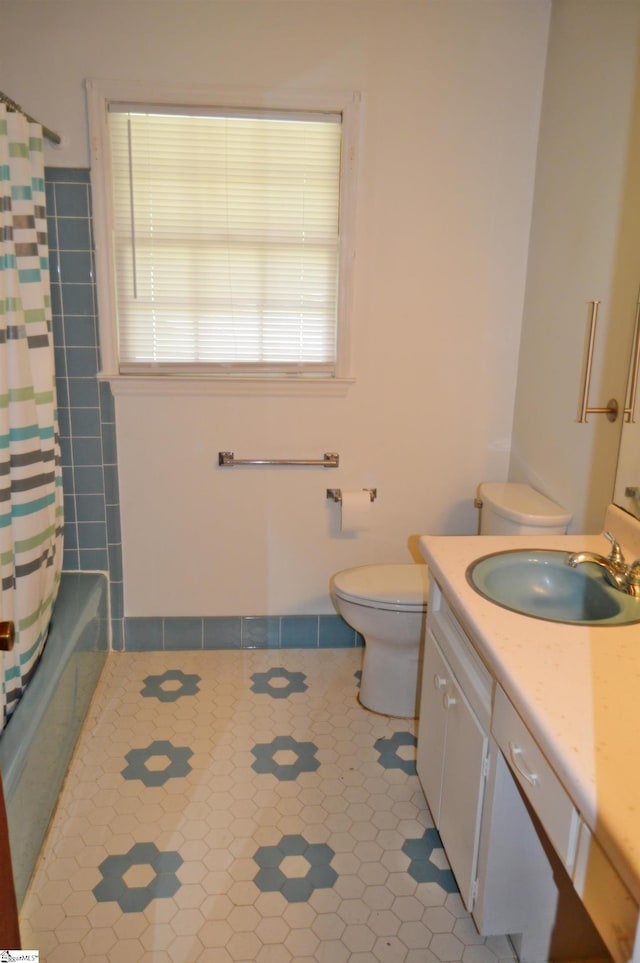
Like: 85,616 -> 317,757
416,579 -> 492,912
491,684 -> 640,963
491,685 -> 580,873
417,577 -> 619,962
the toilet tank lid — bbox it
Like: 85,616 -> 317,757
478,482 -> 572,526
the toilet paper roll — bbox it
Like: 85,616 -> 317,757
341,490 -> 372,533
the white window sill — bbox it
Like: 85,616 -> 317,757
99,373 -> 355,398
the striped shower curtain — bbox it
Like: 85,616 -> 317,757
0,105 -> 63,728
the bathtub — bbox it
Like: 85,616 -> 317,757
0,571 -> 109,906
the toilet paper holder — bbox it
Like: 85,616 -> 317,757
326,488 -> 377,503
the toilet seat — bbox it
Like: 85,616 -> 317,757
331,564 -> 428,612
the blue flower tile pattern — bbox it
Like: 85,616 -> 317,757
251,735 -> 320,781
402,828 -> 458,892
93,842 -> 183,912
250,666 -> 308,698
121,740 -> 193,787
140,669 -> 200,702
253,833 -> 337,903
23,650 -> 515,962
374,730 -> 417,775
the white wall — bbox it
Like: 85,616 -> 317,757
511,0 -> 640,534
1,1 -> 550,616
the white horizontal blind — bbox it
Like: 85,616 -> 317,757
108,107 -> 343,374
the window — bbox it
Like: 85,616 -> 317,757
88,83 -> 359,387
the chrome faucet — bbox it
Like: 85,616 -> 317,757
567,531 -> 640,596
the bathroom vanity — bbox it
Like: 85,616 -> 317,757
418,506 -> 640,963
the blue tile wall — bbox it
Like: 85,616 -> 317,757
46,168 -> 359,653
46,168 -> 125,651
125,615 -> 363,652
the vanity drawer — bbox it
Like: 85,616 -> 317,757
573,821 -> 639,963
492,686 -> 580,871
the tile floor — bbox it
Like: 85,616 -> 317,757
20,648 -> 517,962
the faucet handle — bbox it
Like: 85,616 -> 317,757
604,531 -> 625,566
626,560 -> 640,586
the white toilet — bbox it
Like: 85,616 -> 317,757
330,482 -> 572,718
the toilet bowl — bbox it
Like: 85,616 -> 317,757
330,482 -> 572,719
330,564 -> 428,717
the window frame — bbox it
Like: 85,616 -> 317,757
86,79 -> 360,396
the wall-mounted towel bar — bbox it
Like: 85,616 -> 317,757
219,451 -> 339,468
623,298 -> 640,423
577,300 -> 619,423
327,488 -> 377,503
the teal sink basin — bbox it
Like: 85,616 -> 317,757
466,549 -> 640,625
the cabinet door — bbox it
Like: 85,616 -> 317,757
417,628 -> 489,911
416,628 -> 450,825
438,674 -> 488,910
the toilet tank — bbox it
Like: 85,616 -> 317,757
477,482 -> 572,536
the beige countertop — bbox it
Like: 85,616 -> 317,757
419,505 -> 640,906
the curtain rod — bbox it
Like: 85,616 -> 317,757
0,91 -> 61,146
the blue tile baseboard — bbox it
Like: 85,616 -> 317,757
124,614 -> 363,652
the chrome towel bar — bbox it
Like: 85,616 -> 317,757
623,297 -> 640,423
326,488 -> 377,503
577,300 -> 619,423
219,451 -> 339,468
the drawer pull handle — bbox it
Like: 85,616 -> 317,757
443,693 -> 457,710
434,674 -> 448,690
509,742 -> 539,786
